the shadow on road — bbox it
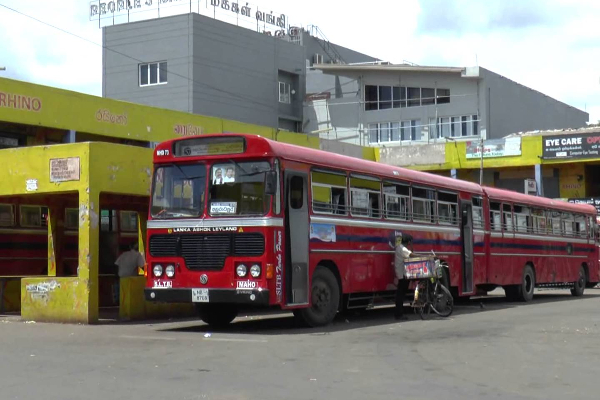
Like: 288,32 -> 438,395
156,289 -> 600,336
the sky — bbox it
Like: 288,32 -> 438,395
1,0 -> 599,124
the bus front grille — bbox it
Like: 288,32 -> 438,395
149,233 -> 265,270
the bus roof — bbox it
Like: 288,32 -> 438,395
159,133 -> 483,194
483,186 -> 596,215
264,136 -> 484,194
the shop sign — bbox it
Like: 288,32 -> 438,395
466,137 -> 521,159
50,157 -> 81,183
542,132 -> 600,160
567,197 -> 600,214
89,0 -> 184,19
0,91 -> 42,112
209,0 -> 287,29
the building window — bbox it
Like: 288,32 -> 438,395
431,115 -> 479,138
369,120 -> 421,143
279,82 -> 291,104
139,61 -> 167,86
421,88 -> 435,106
365,85 -> 449,110
401,120 -> 420,141
437,88 -> 450,104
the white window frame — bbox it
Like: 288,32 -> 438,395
432,114 -> 480,139
472,197 -> 484,229
411,187 -> 436,224
384,193 -> 410,221
139,61 -> 167,87
279,81 -> 291,104
311,182 -> 347,215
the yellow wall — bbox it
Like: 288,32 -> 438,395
557,163 -> 586,198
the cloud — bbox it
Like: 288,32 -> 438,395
416,0 -> 577,35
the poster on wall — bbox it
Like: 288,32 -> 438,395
466,137 -> 521,159
542,132 -> 600,160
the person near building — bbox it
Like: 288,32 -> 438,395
115,242 -> 145,278
394,232 -> 413,320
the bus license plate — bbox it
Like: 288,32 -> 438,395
192,288 -> 209,303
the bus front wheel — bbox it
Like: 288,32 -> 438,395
196,304 -> 238,327
294,266 -> 340,327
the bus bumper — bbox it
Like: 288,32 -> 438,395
144,288 -> 270,306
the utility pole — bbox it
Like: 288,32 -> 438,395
479,135 -> 484,185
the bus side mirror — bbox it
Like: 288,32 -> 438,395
264,171 -> 277,196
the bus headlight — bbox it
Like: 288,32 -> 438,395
236,264 -> 247,277
153,264 -> 163,277
250,264 -> 261,278
165,265 -> 175,278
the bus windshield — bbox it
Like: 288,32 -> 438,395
209,161 -> 271,216
151,164 -> 206,218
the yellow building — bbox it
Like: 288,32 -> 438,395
0,77 -> 375,323
377,128 -> 600,213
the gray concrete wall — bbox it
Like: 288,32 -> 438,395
103,13 -> 306,130
379,143 -> 446,167
305,69 -> 482,145
481,67 -> 589,138
302,33 -> 379,65
102,14 -> 194,113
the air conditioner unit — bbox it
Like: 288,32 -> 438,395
313,53 -> 323,64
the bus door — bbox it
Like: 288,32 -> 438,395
461,201 -> 475,294
284,171 -> 309,305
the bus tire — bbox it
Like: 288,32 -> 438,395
571,266 -> 586,297
196,304 -> 238,328
516,265 -> 535,302
295,266 -> 340,327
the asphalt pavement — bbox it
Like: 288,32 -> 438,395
1,289 -> 599,400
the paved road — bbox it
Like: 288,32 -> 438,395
1,289 -> 599,400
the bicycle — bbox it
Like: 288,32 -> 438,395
406,255 -> 454,320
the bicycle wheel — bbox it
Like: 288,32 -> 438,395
431,282 -> 454,317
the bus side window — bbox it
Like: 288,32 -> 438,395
490,202 -> 501,231
513,205 -> 530,233
311,171 -> 347,215
502,204 -> 513,232
472,197 -> 483,229
437,191 -> 458,225
0,204 -> 14,227
350,175 -> 381,219
383,181 -> 409,221
532,208 -> 546,234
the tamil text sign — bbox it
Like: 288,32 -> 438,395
466,137 -> 521,159
542,132 -> 600,160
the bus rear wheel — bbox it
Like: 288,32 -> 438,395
571,266 -> 586,297
294,266 -> 340,327
517,265 -> 535,302
196,304 -> 238,328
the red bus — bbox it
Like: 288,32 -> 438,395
145,134 -> 599,327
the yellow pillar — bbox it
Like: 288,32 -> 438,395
47,205 -> 64,277
78,188 -> 100,323
138,210 -> 148,275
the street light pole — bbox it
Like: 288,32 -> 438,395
479,136 -> 484,185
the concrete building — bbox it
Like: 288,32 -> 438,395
304,64 -> 589,146
102,13 -> 378,133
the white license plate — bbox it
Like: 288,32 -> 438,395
191,288 -> 209,303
